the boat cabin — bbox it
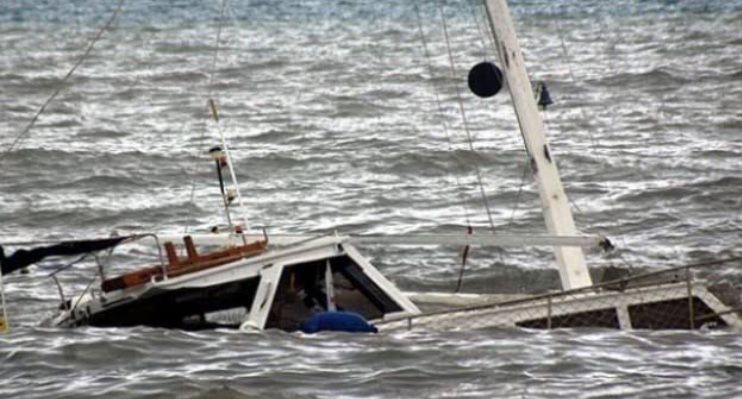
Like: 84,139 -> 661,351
51,235 -> 420,331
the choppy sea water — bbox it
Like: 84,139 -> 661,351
1,0 -> 741,397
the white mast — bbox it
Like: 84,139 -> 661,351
483,0 -> 593,289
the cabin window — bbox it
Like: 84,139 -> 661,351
178,275 -> 262,329
331,256 -> 402,318
265,260 -> 328,331
265,255 -> 402,331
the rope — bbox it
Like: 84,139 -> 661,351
0,0 -> 126,163
436,0 -> 498,234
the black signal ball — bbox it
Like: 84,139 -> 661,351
468,61 -> 503,98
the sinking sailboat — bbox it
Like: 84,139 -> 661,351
2,0 -> 741,334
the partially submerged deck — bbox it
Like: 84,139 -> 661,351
384,261 -> 742,332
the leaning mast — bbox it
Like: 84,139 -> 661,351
483,0 -> 593,289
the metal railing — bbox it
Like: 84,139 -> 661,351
380,257 -> 742,331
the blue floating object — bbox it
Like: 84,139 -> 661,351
300,311 -> 378,334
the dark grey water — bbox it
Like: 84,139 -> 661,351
1,0 -> 742,397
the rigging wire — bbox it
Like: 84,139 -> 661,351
0,0 -> 126,163
413,3 -> 475,293
552,12 -> 643,270
436,0 -> 498,234
413,5 -> 473,227
549,16 -> 610,221
473,0 -> 499,59
466,0 -> 530,228
464,0 -> 492,61
552,10 -> 642,221
595,9 -> 662,268
545,18 -> 599,218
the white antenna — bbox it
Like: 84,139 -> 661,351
209,99 -> 251,233
483,0 -> 593,289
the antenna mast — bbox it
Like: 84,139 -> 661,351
208,100 -> 251,234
